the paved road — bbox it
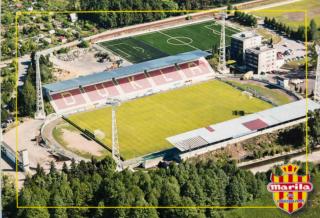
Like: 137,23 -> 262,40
249,150 -> 320,174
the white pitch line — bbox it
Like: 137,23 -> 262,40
203,25 -> 234,38
157,31 -> 200,50
107,42 -> 128,47
116,48 -> 132,57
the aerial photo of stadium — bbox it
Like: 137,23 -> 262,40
4,0 -> 320,216
44,50 -> 270,160
40,15 -> 309,163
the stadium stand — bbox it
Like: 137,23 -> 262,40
167,99 -> 320,152
43,50 -> 215,114
50,88 -> 88,111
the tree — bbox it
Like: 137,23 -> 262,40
309,19 -> 318,41
18,80 -> 36,116
308,109 -> 320,149
78,40 -> 90,48
296,26 -> 305,41
1,108 -> 10,121
226,176 -> 247,206
227,4 -> 233,14
1,175 -> 17,217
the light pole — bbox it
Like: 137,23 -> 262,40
106,98 -> 122,171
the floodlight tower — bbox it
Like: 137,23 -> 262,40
107,98 -> 122,171
34,53 -> 46,120
314,45 -> 320,102
217,12 -> 230,74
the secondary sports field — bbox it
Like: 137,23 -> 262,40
67,80 -> 271,160
252,0 -> 320,29
99,20 -> 239,63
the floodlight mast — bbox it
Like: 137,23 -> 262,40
314,45 -> 320,102
107,98 -> 122,171
217,12 -> 230,74
34,53 -> 46,120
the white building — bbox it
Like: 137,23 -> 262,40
245,45 -> 277,74
230,31 -> 262,65
69,13 -> 78,23
276,77 -> 290,89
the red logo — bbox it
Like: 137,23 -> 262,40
267,164 -> 313,214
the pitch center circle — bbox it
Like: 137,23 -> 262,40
167,37 -> 193,46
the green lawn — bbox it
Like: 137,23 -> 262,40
252,0 -> 320,29
99,20 -> 239,63
99,37 -> 169,63
135,21 -> 239,55
67,80 -> 271,160
226,80 -> 292,105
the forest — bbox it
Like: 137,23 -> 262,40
3,158 -> 266,218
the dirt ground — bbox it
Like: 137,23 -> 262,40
51,49 -> 110,81
61,128 -> 107,158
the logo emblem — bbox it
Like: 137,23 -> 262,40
267,164 -> 313,214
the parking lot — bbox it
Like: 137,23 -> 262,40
274,36 -> 306,63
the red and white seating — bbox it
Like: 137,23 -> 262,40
149,66 -> 182,86
50,88 -> 87,111
117,73 -> 152,94
83,81 -> 120,103
179,57 -> 214,78
49,58 -> 215,114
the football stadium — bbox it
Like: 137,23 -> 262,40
99,20 -> 239,63
44,50 -> 272,160
42,20 -> 320,163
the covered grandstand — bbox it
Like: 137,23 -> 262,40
167,99 -> 320,154
43,50 -> 215,114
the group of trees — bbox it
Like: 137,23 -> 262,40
75,0 -> 180,29
264,17 -> 319,41
233,9 -> 257,27
18,53 -> 54,117
173,0 -> 249,10
3,158 -> 265,217
1,61 -> 17,121
74,0 -> 254,29
308,109 -> 320,149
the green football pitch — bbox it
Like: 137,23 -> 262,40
99,20 -> 239,63
67,80 -> 271,160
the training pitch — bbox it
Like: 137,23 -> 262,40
99,20 -> 239,63
66,80 -> 271,160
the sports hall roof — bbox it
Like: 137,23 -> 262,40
167,99 -> 320,152
43,50 -> 210,93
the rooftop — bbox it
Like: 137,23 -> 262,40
43,50 -> 210,93
167,99 -> 320,152
231,31 -> 261,41
246,45 -> 276,54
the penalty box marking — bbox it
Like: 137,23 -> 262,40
204,23 -> 237,38
107,43 -> 147,57
105,42 -> 132,58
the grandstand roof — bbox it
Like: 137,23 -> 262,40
43,50 -> 210,93
167,99 -> 320,152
